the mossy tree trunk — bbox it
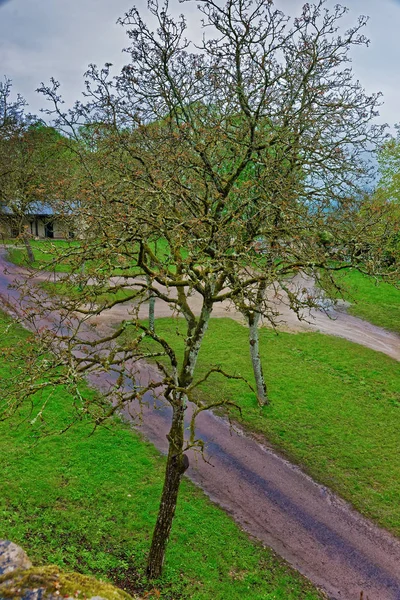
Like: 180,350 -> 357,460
22,234 -> 35,264
147,274 -> 155,333
146,300 -> 212,579
18,218 -> 34,264
146,401 -> 188,579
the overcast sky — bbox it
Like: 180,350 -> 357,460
1,0 -> 400,127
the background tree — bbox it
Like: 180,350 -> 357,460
363,132 -> 400,268
3,0 -> 398,581
0,79 -> 36,259
378,127 -> 400,203
0,79 -> 73,260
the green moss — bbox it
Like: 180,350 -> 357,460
0,566 -> 136,599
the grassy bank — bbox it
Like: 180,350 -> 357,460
40,280 -> 135,305
4,239 -> 79,273
332,269 -> 400,334
0,311 -> 322,600
4,238 -> 182,276
6,242 -> 400,335
128,318 -> 400,536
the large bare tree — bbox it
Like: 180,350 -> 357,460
3,0 -> 397,580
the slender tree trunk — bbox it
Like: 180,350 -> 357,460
248,310 -> 268,406
149,294 -> 155,332
147,275 -> 155,333
16,217 -> 34,264
22,233 -> 35,264
147,300 -> 213,578
146,402 -> 188,579
77,261 -> 85,292
246,279 -> 268,406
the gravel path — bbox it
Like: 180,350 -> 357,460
25,262 -> 400,360
83,271 -> 400,361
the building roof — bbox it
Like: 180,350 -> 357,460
1,202 -> 56,216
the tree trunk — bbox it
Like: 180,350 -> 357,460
77,262 -> 85,292
146,402 -> 188,579
248,310 -> 269,406
22,234 -> 35,264
149,294 -> 155,332
147,300 -> 212,578
147,275 -> 155,333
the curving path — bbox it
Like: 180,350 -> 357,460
1,251 -> 400,600
26,263 -> 400,361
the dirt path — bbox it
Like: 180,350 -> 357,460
1,252 -> 400,599
30,266 -> 400,360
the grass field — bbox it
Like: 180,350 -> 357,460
4,239 -> 79,273
330,269 -> 400,334
4,238 -> 182,276
40,280 -> 136,305
4,239 -> 135,275
126,318 -> 400,536
0,311 -> 322,600
4,242 -> 400,547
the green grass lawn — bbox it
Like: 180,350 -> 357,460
4,239 -> 80,273
5,239 -> 137,275
4,238 -> 184,277
8,243 -> 400,338
331,269 -> 400,334
0,311 -> 322,600
127,318 -> 400,536
40,280 -> 137,306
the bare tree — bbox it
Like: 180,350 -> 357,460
3,0 -> 398,581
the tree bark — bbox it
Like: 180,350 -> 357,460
147,299 -> 212,578
149,294 -> 155,332
248,310 -> 268,406
22,233 -> 35,264
77,262 -> 85,292
146,402 -> 188,579
147,275 -> 155,333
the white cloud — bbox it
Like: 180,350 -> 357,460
348,0 -> 400,126
0,0 -> 133,112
